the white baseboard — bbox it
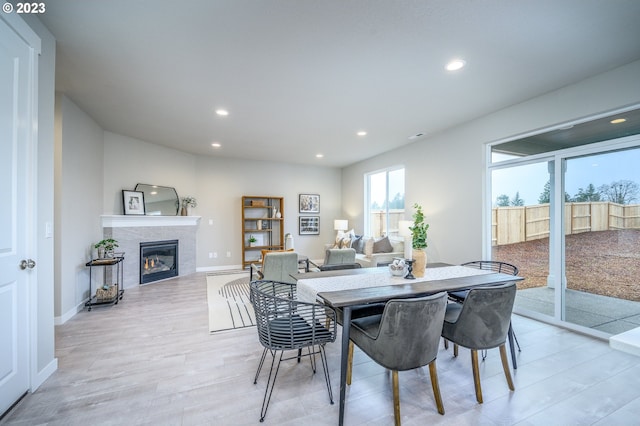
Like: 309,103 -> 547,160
196,264 -> 243,272
31,358 -> 58,391
55,300 -> 86,325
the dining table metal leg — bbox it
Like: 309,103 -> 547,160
338,306 -> 351,426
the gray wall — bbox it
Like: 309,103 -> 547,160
55,96 -> 105,321
53,111 -> 342,321
342,60 -> 640,266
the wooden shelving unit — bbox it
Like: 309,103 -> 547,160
241,196 -> 284,269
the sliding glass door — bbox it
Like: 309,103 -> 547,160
487,108 -> 640,336
563,148 -> 640,333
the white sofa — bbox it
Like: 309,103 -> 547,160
355,236 -> 405,267
326,235 -> 405,268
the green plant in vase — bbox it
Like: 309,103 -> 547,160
94,238 -> 119,258
408,203 -> 429,277
249,235 -> 258,247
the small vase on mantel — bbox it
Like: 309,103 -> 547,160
180,206 -> 187,216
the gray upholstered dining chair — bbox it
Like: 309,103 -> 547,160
447,260 -> 521,366
250,280 -> 337,422
348,292 -> 448,425
250,251 -> 298,285
441,282 -> 517,403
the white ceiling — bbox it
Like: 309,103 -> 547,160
39,0 -> 640,168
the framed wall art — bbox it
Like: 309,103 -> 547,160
122,190 -> 146,215
299,193 -> 320,213
299,216 -> 320,235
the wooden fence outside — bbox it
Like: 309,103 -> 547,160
492,202 -> 640,246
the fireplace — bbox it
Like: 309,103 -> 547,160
140,240 -> 179,284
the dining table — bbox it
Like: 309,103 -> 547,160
292,263 -> 524,426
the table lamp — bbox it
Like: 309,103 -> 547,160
334,219 -> 348,238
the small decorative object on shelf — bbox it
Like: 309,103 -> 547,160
249,235 -> 258,247
181,196 -> 197,216
94,238 -> 119,259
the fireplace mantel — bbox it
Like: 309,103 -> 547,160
101,215 -> 201,228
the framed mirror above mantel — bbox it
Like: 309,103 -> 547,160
134,183 -> 179,215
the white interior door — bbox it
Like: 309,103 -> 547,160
0,17 -> 36,415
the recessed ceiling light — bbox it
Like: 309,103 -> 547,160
445,59 -> 466,71
316,154 -> 324,158
357,131 -> 367,136
150,191 -> 157,195
610,118 -> 626,124
215,109 -> 229,116
211,142 -> 221,148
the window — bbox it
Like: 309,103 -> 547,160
365,167 -> 405,237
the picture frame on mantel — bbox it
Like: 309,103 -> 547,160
299,193 -> 320,213
122,190 -> 146,215
299,216 -> 320,235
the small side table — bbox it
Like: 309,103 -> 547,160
297,254 -> 311,272
85,256 -> 125,311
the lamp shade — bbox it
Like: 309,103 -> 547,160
334,219 -> 348,231
398,220 -> 413,237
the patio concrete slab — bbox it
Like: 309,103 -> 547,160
515,286 -> 640,338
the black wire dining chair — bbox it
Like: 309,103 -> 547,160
250,280 -> 337,422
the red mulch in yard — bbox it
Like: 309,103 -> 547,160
492,229 -> 640,302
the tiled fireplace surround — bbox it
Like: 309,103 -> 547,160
101,215 -> 200,289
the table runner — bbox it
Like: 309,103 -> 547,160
297,265 -> 492,304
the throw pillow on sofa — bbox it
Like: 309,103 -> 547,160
372,236 -> 394,253
339,237 -> 352,248
351,235 -> 364,253
363,237 -> 375,256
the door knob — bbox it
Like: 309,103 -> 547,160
19,259 -> 36,270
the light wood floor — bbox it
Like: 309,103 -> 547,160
3,272 -> 640,425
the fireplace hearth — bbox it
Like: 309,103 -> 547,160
140,240 -> 178,284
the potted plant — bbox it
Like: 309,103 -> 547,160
249,235 -> 258,247
181,196 -> 197,216
409,203 -> 429,277
94,238 -> 119,259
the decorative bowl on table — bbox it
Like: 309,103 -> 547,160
389,259 -> 407,277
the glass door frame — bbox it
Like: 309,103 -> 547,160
485,130 -> 640,335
